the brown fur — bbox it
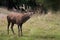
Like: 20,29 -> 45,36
7,12 -> 33,36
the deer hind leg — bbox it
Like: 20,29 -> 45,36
7,21 -> 10,34
11,23 -> 15,35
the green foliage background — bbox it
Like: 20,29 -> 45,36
0,0 -> 60,11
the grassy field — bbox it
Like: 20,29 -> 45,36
0,8 -> 60,40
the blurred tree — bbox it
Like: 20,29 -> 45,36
6,0 -> 20,10
0,0 -> 60,11
43,0 -> 60,11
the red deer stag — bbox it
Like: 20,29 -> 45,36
7,12 -> 34,36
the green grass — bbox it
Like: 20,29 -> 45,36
0,11 -> 60,40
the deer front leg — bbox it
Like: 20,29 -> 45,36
18,25 -> 20,37
20,24 -> 23,36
